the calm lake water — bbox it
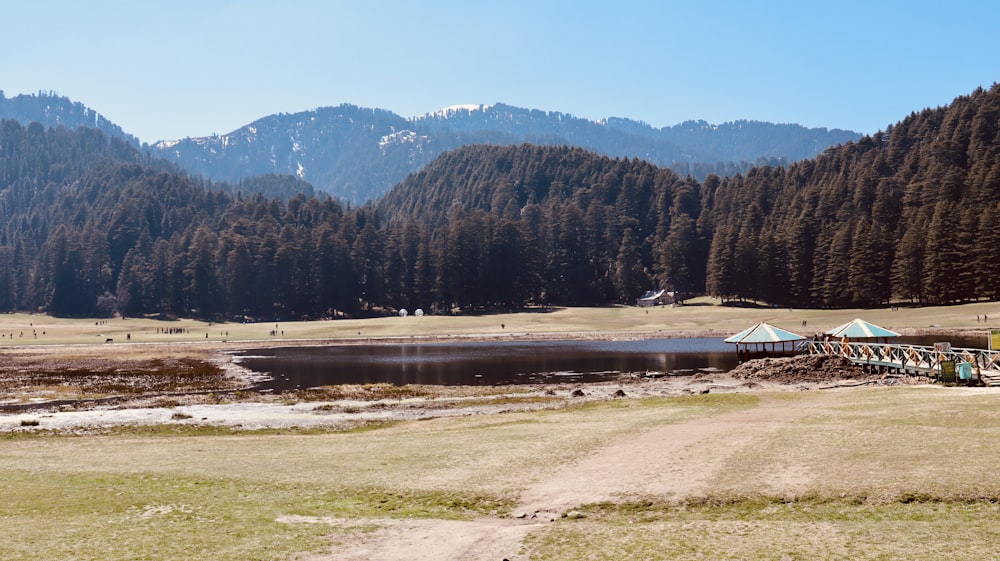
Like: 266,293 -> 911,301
236,334 -> 987,390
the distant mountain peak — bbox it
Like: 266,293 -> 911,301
143,103 -> 860,203
0,90 -> 140,147
0,93 -> 862,204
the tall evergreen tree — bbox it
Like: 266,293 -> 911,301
613,227 -> 648,303
922,201 -> 962,304
183,226 -> 220,318
352,221 -> 386,311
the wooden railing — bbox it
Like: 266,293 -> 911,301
806,341 -> 1000,382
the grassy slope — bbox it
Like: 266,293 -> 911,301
1,298 -> 997,347
2,301 -> 1000,559
3,389 -> 1000,560
525,388 -> 1000,560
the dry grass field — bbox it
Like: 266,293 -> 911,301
3,388 -> 1000,560
2,301 -> 1000,560
0,297 -> 996,347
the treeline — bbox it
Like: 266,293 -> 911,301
381,85 -> 1000,309
0,118 -> 696,317
1,83 -> 999,319
0,120 -> 346,318
376,144 -> 706,309
0,90 -> 141,148
704,84 -> 1000,307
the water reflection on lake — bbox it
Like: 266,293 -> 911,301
236,334 -> 987,390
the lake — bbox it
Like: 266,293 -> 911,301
236,333 -> 988,390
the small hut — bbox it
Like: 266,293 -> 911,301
825,318 -> 900,343
724,322 -> 806,362
636,289 -> 674,307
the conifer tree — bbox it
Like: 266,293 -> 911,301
613,227 -> 648,303
922,201 -> 961,304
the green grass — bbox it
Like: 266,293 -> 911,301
5,388 -> 1000,560
1,300 -> 997,347
522,500 -> 1000,560
0,393 -> 756,560
569,391 -> 760,412
0,421 -> 403,440
0,471 -> 329,561
0,469 -> 510,561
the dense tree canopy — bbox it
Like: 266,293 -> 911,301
702,84 -> 1000,307
0,83 -> 998,318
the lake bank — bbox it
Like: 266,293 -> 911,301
0,298 -> 998,348
0,302 -> 995,430
4,305 -> 1000,560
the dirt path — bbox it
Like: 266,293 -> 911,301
285,516 -> 538,561
514,393 -> 819,518
294,392 -> 832,561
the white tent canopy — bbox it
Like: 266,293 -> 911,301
724,322 -> 806,344
826,318 -> 900,340
724,322 -> 805,360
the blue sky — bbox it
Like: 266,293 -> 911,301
4,0 -> 998,143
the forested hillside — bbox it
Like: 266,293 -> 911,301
1,93 -> 858,204
0,120 -> 347,318
150,102 -> 857,203
0,84 -> 997,319
0,119 -> 684,317
703,84 -> 1000,307
0,91 -> 140,148
379,84 -> 1000,309
377,144 -> 703,307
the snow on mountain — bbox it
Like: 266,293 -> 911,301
1,92 -> 862,205
423,104 -> 493,119
379,129 -> 422,149
155,139 -> 181,150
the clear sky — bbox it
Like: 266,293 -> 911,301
4,0 -> 998,144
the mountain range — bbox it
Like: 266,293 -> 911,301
0,92 -> 860,204
0,83 -> 996,318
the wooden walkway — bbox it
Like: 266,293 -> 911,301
806,341 -> 1000,385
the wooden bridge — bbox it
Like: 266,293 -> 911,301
806,341 -> 1000,385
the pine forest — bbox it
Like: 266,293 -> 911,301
1,84 -> 998,319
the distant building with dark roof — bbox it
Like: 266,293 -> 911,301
636,289 -> 674,307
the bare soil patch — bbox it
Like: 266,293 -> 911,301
730,354 -> 888,384
0,343 -> 247,410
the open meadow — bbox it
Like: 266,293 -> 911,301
0,297 -> 997,347
2,301 -> 1000,560
4,388 -> 1000,560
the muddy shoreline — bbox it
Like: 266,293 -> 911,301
0,327 -> 979,432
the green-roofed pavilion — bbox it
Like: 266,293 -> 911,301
826,318 -> 900,342
724,322 -> 806,361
